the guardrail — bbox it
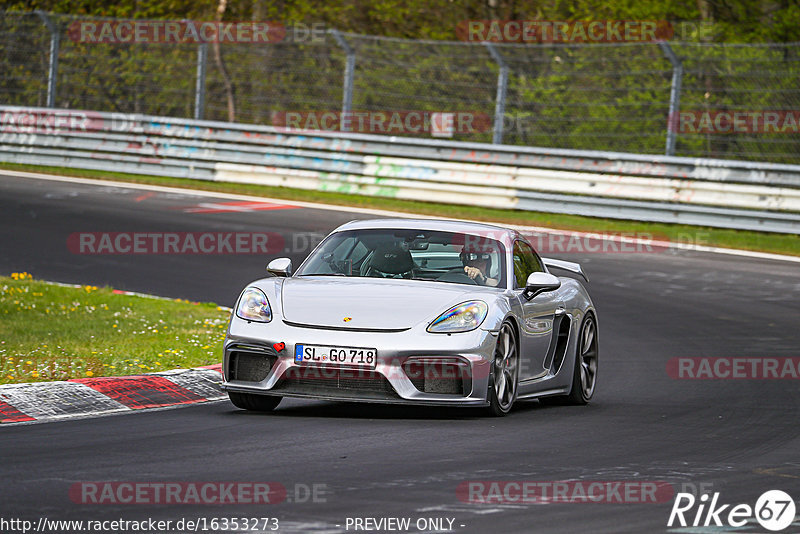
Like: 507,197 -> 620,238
1,105 -> 799,233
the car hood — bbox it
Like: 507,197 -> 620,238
280,277 -> 481,330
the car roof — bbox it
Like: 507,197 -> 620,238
333,218 -> 518,241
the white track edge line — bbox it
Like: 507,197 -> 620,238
2,169 -> 799,264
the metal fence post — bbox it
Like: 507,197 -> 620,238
194,43 -> 208,120
484,43 -> 508,145
659,42 -> 683,157
34,11 -> 60,108
329,29 -> 355,131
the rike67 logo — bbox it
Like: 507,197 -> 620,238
668,490 -> 796,531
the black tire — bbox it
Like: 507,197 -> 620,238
542,314 -> 598,406
228,391 -> 282,412
487,322 -> 519,417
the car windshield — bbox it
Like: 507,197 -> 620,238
295,229 -> 506,287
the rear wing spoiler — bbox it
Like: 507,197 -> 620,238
542,257 -> 589,283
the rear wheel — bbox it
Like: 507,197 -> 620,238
543,314 -> 598,405
228,392 -> 282,412
487,322 -> 519,416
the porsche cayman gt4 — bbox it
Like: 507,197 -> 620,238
221,219 -> 597,416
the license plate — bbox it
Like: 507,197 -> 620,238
294,344 -> 377,369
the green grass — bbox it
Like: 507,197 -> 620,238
0,273 -> 230,384
1,162 -> 798,256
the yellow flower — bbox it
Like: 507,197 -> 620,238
112,324 -> 118,328
26,360 -> 32,365
85,370 -> 94,377
31,371 -> 39,378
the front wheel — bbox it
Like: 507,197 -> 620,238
228,391 -> 282,412
487,322 -> 519,416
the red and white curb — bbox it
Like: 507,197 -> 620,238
0,280 -> 232,425
0,364 -> 225,425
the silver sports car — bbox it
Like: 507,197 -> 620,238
221,218 -> 597,416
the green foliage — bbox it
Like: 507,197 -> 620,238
3,0 -> 798,42
1,3 -> 798,161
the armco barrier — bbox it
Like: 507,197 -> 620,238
1,106 -> 799,233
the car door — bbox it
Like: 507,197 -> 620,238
513,240 -> 564,381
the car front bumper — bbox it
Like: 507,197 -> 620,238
220,318 -> 498,406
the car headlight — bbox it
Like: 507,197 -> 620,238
235,287 -> 272,323
427,301 -> 488,333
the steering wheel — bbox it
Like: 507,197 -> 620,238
436,270 -> 478,285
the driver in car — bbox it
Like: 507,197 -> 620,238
461,250 -> 499,287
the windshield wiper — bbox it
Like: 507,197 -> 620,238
298,273 -> 348,277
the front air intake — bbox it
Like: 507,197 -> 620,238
403,358 -> 470,396
227,346 -> 277,382
274,367 -> 398,399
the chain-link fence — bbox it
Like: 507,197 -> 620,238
2,11 -> 799,164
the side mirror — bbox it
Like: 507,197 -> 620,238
523,272 -> 561,300
267,257 -> 292,277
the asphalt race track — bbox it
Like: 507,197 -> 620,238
1,173 -> 799,534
